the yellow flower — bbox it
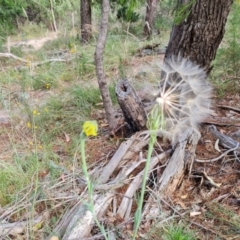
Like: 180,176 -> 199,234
70,48 -> 76,54
27,122 -> 32,128
82,121 -> 98,137
45,83 -> 51,89
33,109 -> 37,115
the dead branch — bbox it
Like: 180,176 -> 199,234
204,116 -> 240,127
0,52 -> 28,63
208,125 -> 240,155
196,143 -> 239,163
217,105 -> 240,114
0,52 -> 74,69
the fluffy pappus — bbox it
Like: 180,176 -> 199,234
146,56 -> 212,144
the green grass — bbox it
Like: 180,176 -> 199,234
164,224 -> 196,240
211,1 -> 240,96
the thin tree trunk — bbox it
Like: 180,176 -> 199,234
143,0 -> 158,38
80,0 -> 92,42
94,0 -> 116,130
165,0 -> 233,73
49,0 -> 57,32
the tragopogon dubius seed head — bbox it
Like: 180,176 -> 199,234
146,56 -> 212,144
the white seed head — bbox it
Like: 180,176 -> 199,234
148,56 -> 212,144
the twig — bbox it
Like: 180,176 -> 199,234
0,52 -> 74,68
196,143 -> 239,163
217,105 -> 240,114
0,52 -> 28,63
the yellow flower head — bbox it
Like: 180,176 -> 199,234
27,122 -> 32,128
33,109 -> 37,115
45,83 -> 51,89
82,121 -> 98,137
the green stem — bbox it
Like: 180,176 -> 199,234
133,134 -> 157,239
80,133 -> 108,239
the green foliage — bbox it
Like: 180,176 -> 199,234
111,0 -> 141,22
0,0 -> 26,35
211,1 -> 240,96
164,224 -> 195,240
173,0 -> 196,25
0,0 -> 79,39
155,0 -> 176,30
0,153 -> 42,206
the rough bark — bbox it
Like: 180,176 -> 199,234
116,79 -> 147,131
80,0 -> 92,43
94,0 -> 116,130
143,0 -> 158,38
165,0 -> 233,73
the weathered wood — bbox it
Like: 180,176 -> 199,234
117,150 -> 172,220
158,128 -> 200,193
116,79 -> 147,131
98,133 -> 138,184
204,116 -> 240,127
62,193 -> 114,240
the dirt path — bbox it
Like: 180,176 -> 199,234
6,31 -> 58,50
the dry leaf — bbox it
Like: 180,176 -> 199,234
190,211 -> 201,217
64,132 -> 70,142
181,194 -> 188,199
50,237 -> 59,240
214,139 -> 221,152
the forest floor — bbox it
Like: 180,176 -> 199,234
0,30 -> 240,240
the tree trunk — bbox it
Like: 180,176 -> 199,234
80,0 -> 92,43
94,0 -> 116,130
143,0 -> 158,38
165,0 -> 233,73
